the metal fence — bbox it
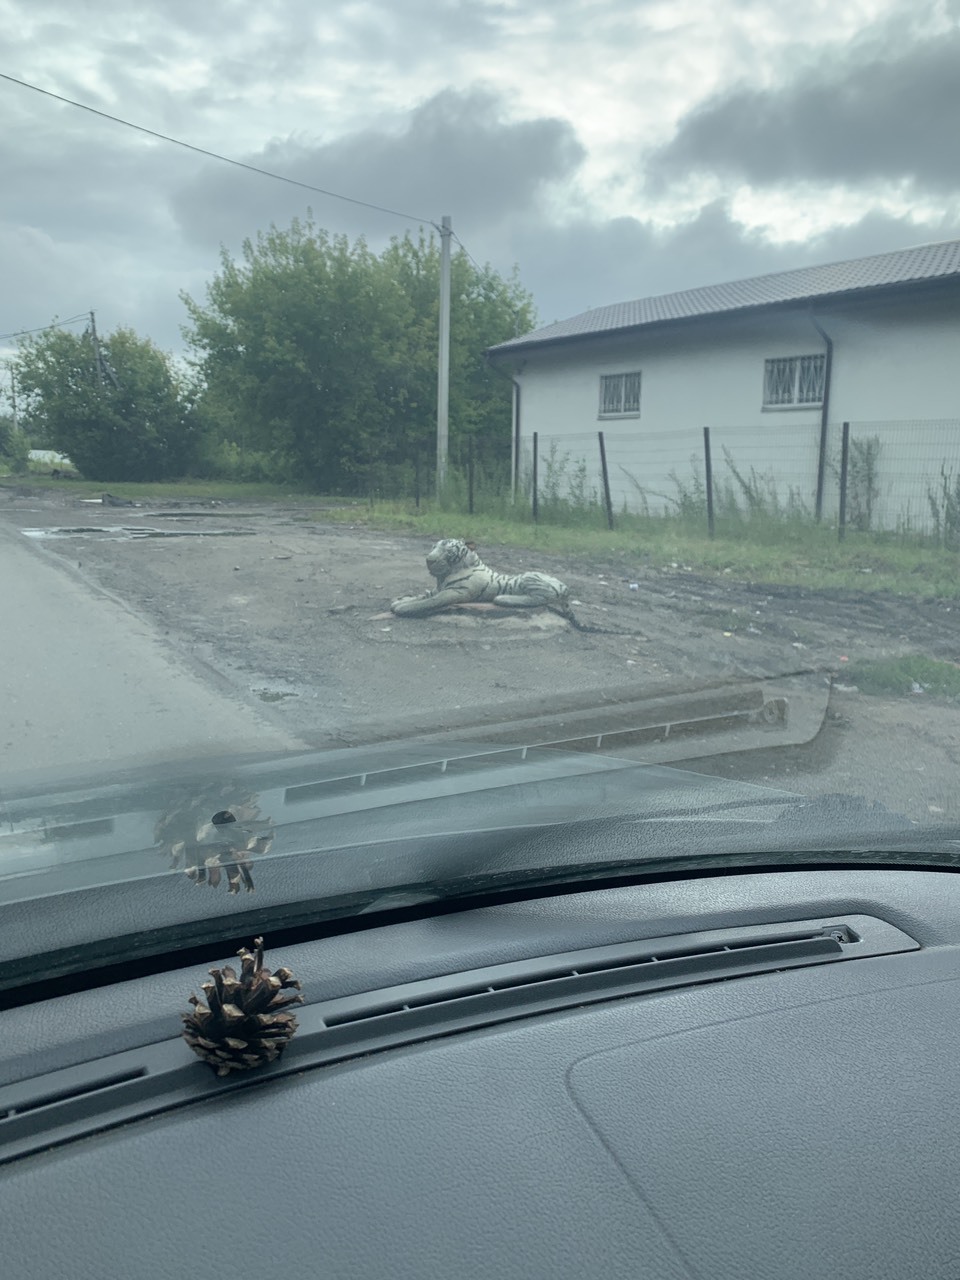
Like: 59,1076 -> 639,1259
517,419 -> 960,541
355,431 -> 511,507
358,418 -> 960,545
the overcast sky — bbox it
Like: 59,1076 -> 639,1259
2,0 -> 960,373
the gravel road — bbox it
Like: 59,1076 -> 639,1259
4,485 -> 959,824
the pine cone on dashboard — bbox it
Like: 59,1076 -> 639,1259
182,938 -> 303,1076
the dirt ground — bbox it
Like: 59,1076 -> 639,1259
4,485 -> 960,825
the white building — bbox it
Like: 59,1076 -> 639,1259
488,241 -> 960,533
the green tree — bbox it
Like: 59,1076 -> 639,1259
14,326 -> 200,481
182,217 -> 535,492
0,411 -> 29,474
380,231 -> 535,476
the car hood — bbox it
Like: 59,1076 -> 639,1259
0,697 -> 932,991
1,739 -> 802,892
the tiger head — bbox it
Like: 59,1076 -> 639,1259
425,538 -> 480,581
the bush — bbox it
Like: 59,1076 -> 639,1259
0,417 -> 29,474
14,327 -> 201,482
193,437 -> 285,484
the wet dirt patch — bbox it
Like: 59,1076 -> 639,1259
359,607 -> 573,645
7,495 -> 960,825
150,510 -> 265,519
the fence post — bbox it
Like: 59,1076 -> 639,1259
838,421 -> 850,542
703,427 -> 715,539
815,419 -> 829,522
532,431 -> 539,524
467,435 -> 475,515
597,431 -> 615,531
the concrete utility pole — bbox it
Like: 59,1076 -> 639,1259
6,362 -> 17,430
436,215 -> 452,496
89,310 -> 102,385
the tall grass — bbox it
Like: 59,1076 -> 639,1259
307,442 -> 960,597
927,465 -> 960,549
316,495 -> 960,599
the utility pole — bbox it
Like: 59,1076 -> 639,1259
7,362 -> 16,430
89,310 -> 103,385
436,215 -> 451,496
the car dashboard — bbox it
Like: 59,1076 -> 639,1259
3,857 -> 960,1280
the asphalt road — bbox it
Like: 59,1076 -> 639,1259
0,523 -> 305,777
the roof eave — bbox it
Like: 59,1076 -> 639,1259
486,274 -> 960,360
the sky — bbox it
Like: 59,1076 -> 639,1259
2,0 -> 960,378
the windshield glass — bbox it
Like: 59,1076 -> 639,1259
3,2 -> 960,969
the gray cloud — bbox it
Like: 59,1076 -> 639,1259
0,218 -> 203,356
649,31 -> 960,192
1,122 -> 190,248
4,1 -> 960,359
2,0 -> 514,104
498,203 -> 960,327
170,87 -> 586,248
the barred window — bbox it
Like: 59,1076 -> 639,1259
763,354 -> 825,407
599,371 -> 642,417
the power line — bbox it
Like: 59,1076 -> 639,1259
0,313 -> 90,342
449,230 -> 486,277
0,70 -> 437,228
2,73 -> 503,292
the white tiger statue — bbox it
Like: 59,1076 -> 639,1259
390,539 -> 572,619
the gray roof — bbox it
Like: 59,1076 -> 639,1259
489,238 -> 960,355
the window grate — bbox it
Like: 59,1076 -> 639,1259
763,353 -> 825,407
600,371 -> 642,417
797,354 -> 826,403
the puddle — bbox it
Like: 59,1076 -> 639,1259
21,526 -> 256,541
254,687 -> 300,702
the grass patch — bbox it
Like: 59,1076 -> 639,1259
312,499 -> 960,600
844,656 -> 960,700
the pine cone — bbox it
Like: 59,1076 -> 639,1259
182,938 -> 303,1076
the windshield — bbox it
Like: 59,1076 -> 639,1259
3,3 -> 960,971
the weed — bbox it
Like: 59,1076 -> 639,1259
844,656 -> 960,701
927,465 -> 960,549
847,435 -> 881,532
618,459 -> 707,524
529,441 -> 604,526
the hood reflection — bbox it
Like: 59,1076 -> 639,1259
155,786 -> 274,893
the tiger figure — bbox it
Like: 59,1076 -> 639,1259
390,539 -> 573,620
